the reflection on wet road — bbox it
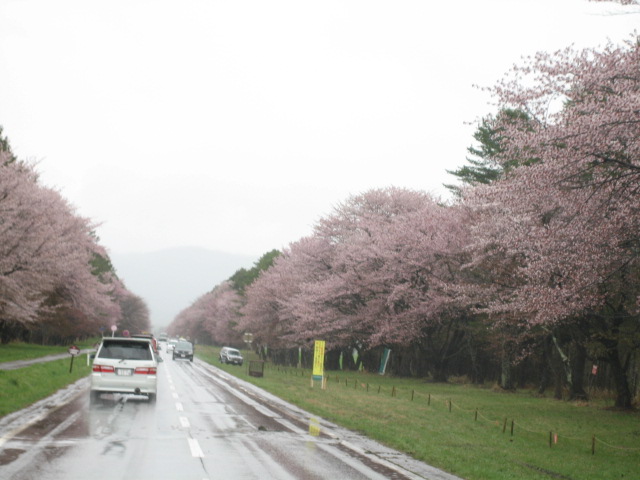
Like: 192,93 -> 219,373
0,358 -> 458,480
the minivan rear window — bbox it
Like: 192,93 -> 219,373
98,341 -> 153,360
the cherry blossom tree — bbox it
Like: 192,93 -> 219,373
118,288 -> 151,335
589,0 -> 638,5
0,154 -> 124,343
171,281 -> 243,346
465,37 -> 640,406
239,236 -> 335,359
240,187 -> 479,377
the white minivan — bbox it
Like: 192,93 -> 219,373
90,337 -> 158,403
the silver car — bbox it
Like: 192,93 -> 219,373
90,337 -> 158,403
219,347 -> 243,366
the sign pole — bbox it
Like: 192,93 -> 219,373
68,345 -> 80,373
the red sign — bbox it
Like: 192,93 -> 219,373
591,364 -> 598,375
68,345 -> 80,356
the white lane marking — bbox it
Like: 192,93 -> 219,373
172,392 -> 179,400
176,402 -> 184,412
179,416 -> 190,428
188,438 -> 204,457
0,412 -> 48,447
0,389 -> 86,447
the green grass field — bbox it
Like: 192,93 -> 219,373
196,345 -> 640,480
0,339 -> 99,363
0,342 -> 72,362
0,357 -> 91,417
0,340 -> 97,416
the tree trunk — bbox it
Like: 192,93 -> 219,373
500,342 -> 515,390
538,335 -> 552,395
550,333 -> 572,393
569,343 -> 588,401
609,349 -> 633,409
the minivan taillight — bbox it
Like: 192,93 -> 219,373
134,367 -> 157,375
92,365 -> 115,373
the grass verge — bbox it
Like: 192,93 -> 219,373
0,339 -> 99,363
0,357 -> 91,417
196,345 -> 639,480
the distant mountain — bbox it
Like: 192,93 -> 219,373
110,247 -> 256,331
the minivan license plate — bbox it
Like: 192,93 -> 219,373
116,368 -> 133,376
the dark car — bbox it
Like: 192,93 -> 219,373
173,341 -> 194,361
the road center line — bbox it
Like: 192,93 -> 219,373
176,402 -> 184,411
188,438 -> 204,457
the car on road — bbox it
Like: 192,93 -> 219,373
219,347 -> 243,366
90,337 -> 158,403
173,340 -> 194,361
166,338 -> 178,353
131,332 -> 158,354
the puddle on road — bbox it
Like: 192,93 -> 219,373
0,448 -> 25,466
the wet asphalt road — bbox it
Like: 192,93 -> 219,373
0,357 -> 461,480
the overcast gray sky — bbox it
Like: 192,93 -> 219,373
1,0 -> 637,258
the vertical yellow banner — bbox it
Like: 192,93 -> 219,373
312,340 -> 325,381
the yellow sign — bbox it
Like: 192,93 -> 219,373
309,417 -> 321,437
312,340 -> 325,380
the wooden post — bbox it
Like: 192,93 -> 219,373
549,431 -> 552,448
592,435 -> 596,455
428,393 -> 431,406
510,420 -> 514,436
411,390 -> 415,401
475,409 -> 478,421
449,399 -> 452,412
503,418 -> 507,433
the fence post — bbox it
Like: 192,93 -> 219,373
475,409 -> 478,421
502,418 -> 507,433
592,435 -> 596,455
